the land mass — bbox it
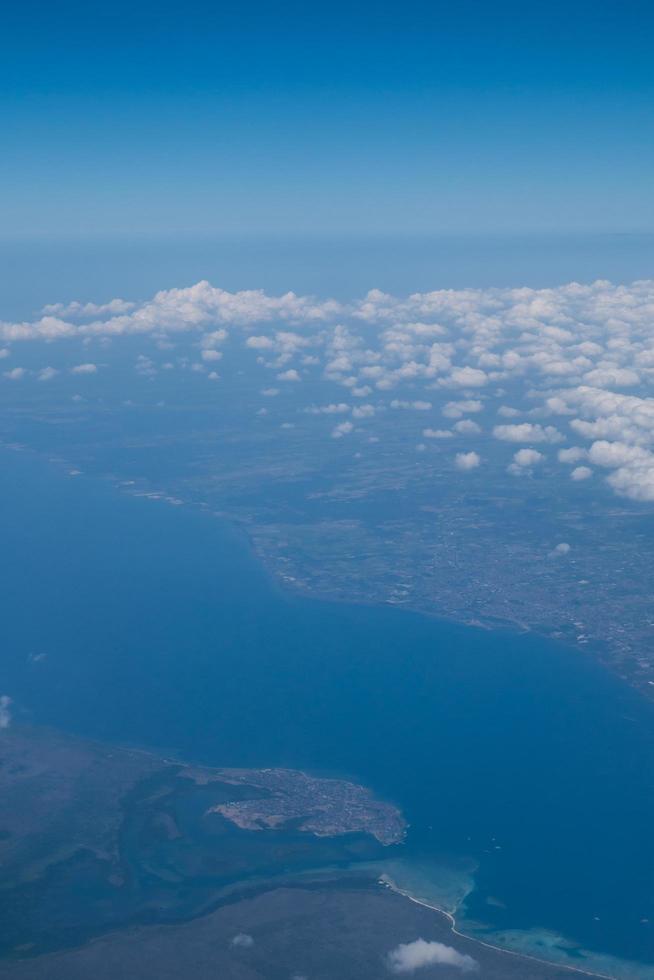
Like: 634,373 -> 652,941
0,725 -> 606,978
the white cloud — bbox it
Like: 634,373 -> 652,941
446,366 -> 488,388
37,366 -> 59,381
550,542 -> 571,556
41,298 -> 134,317
493,423 -> 563,444
558,446 -> 587,464
442,399 -> 483,418
583,367 -> 640,388
71,363 -> 98,374
332,421 -> 354,439
571,465 -> 593,481
508,448 -> 544,475
387,939 -> 478,974
352,404 -> 375,419
201,349 -> 222,362
304,403 -> 350,415
201,328 -> 228,348
230,933 -> 254,948
455,451 -> 481,471
247,335 -> 274,349
11,275 -> 654,504
454,419 -> 481,435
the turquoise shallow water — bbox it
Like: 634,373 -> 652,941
2,449 -> 654,976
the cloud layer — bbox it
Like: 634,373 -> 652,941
5,277 -> 654,502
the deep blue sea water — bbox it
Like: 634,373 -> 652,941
2,449 -> 654,975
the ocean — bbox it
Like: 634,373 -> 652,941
2,448 -> 654,977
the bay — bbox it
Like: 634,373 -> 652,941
1,449 -> 654,976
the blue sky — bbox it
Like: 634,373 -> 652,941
1,0 -> 653,238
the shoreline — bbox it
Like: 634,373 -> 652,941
3,447 -> 654,976
379,874 -> 621,980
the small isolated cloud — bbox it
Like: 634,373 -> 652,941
230,933 -> 254,948
247,335 -> 274,349
454,419 -> 481,435
571,465 -> 593,481
305,403 -> 350,415
550,542 -> 571,557
493,423 -> 563,444
37,366 -> 58,381
201,349 -> 222,362
261,387 -> 280,397
332,420 -> 354,439
387,939 -> 478,974
4,367 -> 25,380
442,399 -> 483,419
71,363 -> 97,374
507,448 -> 544,476
455,451 -> 481,471
278,368 -> 300,382
0,695 -> 12,730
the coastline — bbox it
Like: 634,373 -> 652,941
380,875 -> 654,980
3,447 -> 654,976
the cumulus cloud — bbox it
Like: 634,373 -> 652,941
453,419 -> 481,435
442,399 -> 483,419
71,363 -> 98,374
455,451 -> 481,471
445,366 -> 488,388
42,298 -> 135,317
201,349 -> 222,362
493,423 -> 563,444
332,421 -> 354,439
571,465 -> 593,481
387,939 -> 478,974
246,335 -> 274,349
352,403 -> 375,419
304,403 -> 350,415
230,933 -> 254,948
9,276 -> 654,503
507,448 -> 544,475
558,446 -> 587,464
